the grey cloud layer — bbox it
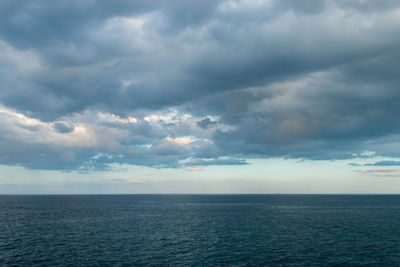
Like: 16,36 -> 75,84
1,0 -> 400,170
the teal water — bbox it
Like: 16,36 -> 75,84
1,195 -> 400,266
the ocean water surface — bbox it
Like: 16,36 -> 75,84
1,194 -> 400,266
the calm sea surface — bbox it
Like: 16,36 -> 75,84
1,194 -> 400,266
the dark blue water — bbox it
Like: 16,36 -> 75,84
1,195 -> 400,266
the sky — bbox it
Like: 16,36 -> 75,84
1,0 -> 400,194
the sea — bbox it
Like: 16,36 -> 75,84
1,194 -> 400,266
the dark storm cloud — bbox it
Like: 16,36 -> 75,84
1,0 -> 400,170
0,0 -> 219,48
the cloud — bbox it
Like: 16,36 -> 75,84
351,161 -> 400,167
197,117 -> 218,129
184,158 -> 248,167
365,161 -> 400,166
358,168 -> 400,177
187,166 -> 202,172
1,0 -> 400,170
0,104 -> 227,170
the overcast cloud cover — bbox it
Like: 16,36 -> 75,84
1,0 -> 400,171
